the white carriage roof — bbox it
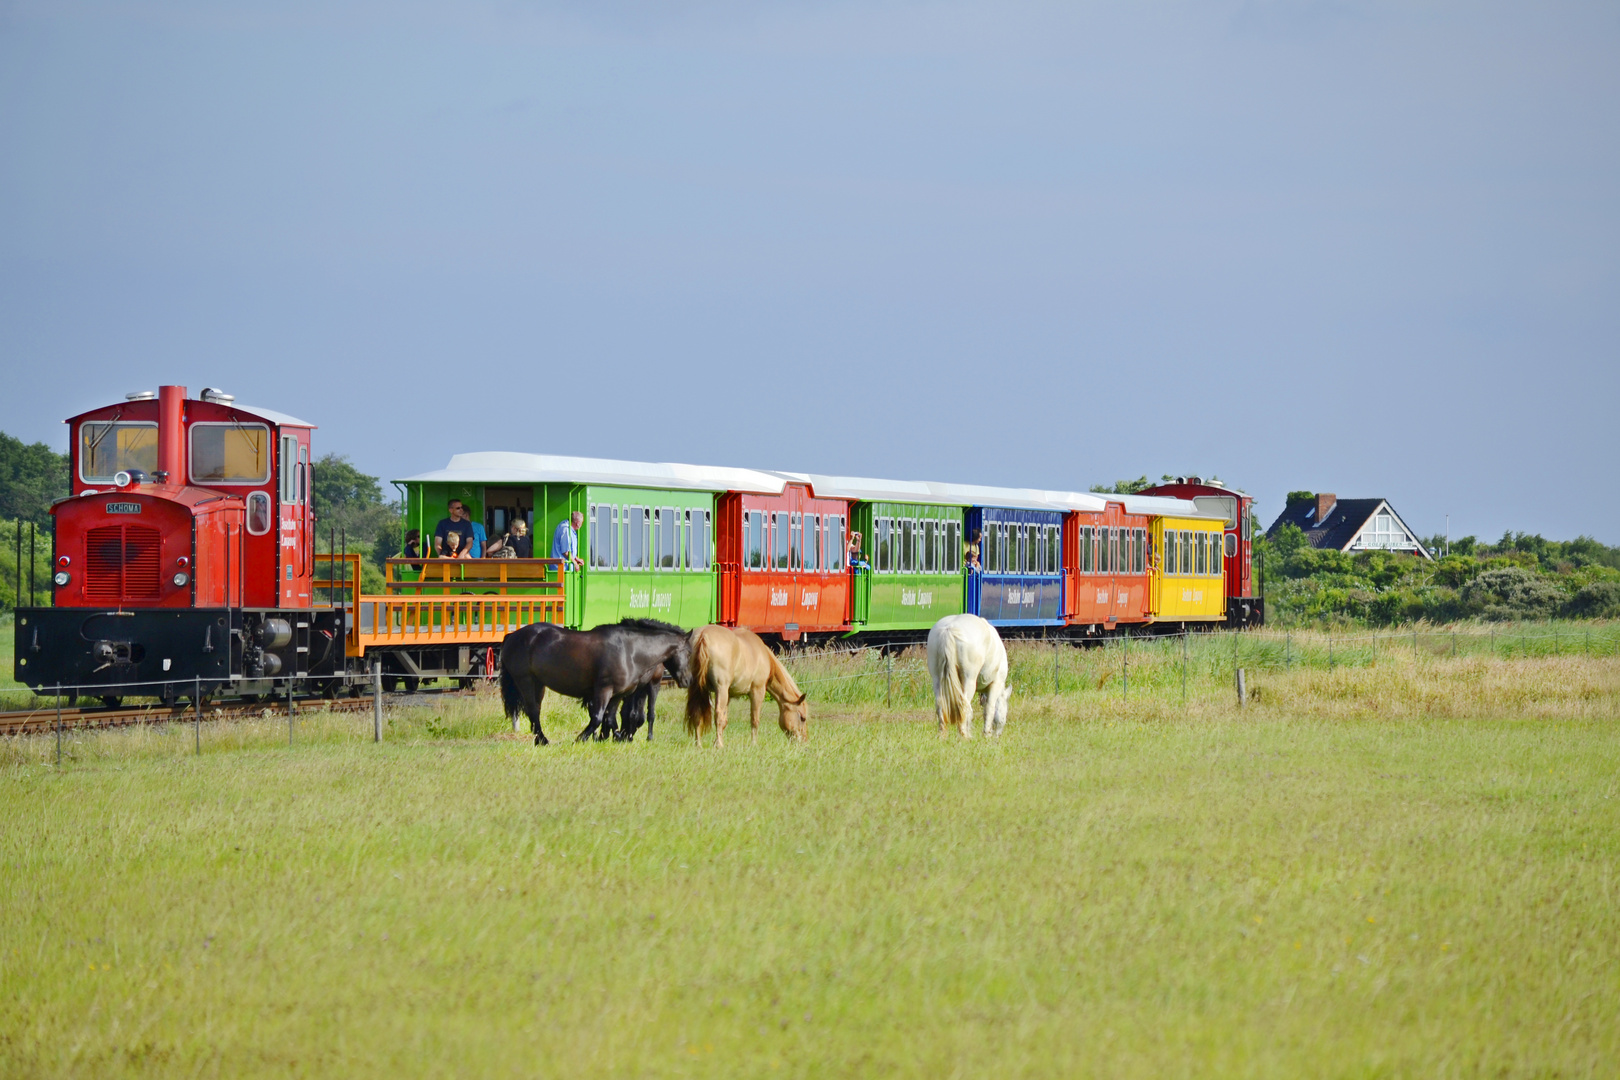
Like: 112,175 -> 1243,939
1116,493 -> 1209,517
395,452 -> 788,494
397,452 -> 1223,518
233,405 -> 317,429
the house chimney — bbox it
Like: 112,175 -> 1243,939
1315,493 -> 1336,523
157,385 -> 187,484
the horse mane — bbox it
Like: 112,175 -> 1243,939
615,617 -> 685,636
765,650 -> 804,704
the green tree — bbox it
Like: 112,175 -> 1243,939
310,454 -> 400,585
0,431 -> 69,529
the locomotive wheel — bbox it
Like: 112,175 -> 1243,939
100,695 -> 123,709
239,694 -> 261,704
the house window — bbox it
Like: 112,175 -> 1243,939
1357,511 -> 1413,551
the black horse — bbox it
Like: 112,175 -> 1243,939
613,656 -> 681,742
499,618 -> 692,745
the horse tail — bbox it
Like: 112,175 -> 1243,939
500,662 -> 523,722
932,628 -> 973,731
685,629 -> 715,737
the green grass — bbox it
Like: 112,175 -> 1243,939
2,653 -> 1618,1077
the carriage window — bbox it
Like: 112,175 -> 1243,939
689,509 -> 711,570
1122,528 -> 1134,576
1049,525 -> 1061,574
804,515 -> 819,572
944,520 -> 961,573
1135,528 -> 1147,575
1195,532 -> 1207,576
1164,530 -> 1176,575
625,506 -> 648,570
656,508 -> 676,569
828,515 -> 845,571
772,511 -> 790,570
1109,528 -> 1121,575
744,511 -> 764,570
1181,531 -> 1194,577
789,513 -> 803,570
190,422 -> 271,485
79,421 -> 158,483
896,519 -> 910,573
875,518 -> 890,572
1024,524 -> 1036,574
1036,525 -> 1048,575
590,504 -> 610,568
921,520 -> 936,573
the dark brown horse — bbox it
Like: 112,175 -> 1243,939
500,619 -> 691,745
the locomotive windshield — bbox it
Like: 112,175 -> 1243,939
189,422 -> 270,484
79,421 -> 158,482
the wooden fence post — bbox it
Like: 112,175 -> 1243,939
1235,667 -> 1247,708
372,656 -> 384,743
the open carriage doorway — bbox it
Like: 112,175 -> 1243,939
484,487 -> 534,542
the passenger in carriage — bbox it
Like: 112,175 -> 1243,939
506,517 -> 533,559
846,530 -> 867,569
433,499 -> 477,556
440,530 -> 471,559
551,511 -> 584,571
965,529 -> 982,571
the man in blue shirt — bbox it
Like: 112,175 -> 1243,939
551,511 -> 584,570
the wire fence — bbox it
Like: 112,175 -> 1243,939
3,621 -> 1615,764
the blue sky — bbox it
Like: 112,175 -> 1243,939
2,1 -> 1616,542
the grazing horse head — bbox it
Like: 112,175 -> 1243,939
777,688 -> 810,742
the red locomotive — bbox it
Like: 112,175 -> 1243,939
15,385 -> 342,704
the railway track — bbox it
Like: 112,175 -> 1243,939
0,686 -> 484,737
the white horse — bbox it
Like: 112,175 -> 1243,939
926,613 -> 1010,738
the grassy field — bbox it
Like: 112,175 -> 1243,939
2,644 -> 1617,1078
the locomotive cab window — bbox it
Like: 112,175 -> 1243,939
79,421 -> 158,483
246,491 -> 272,535
190,422 -> 271,485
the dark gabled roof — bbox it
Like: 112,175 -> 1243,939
1267,498 -> 1388,552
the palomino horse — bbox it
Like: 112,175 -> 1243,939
500,618 -> 691,744
684,625 -> 809,746
926,613 -> 1010,738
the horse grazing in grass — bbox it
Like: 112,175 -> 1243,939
500,618 -> 691,745
684,625 -> 808,747
926,613 -> 1010,738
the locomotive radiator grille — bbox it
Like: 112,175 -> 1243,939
85,525 -> 163,602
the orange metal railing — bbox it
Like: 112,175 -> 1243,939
313,555 -> 566,658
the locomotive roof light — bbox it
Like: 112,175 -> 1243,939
125,390 -> 157,401
200,387 -> 235,404
173,572 -> 189,587
53,571 -> 71,587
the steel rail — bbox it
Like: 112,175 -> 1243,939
0,686 -> 480,737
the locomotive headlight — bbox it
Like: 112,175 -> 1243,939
173,572 -> 190,587
53,571 -> 71,587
